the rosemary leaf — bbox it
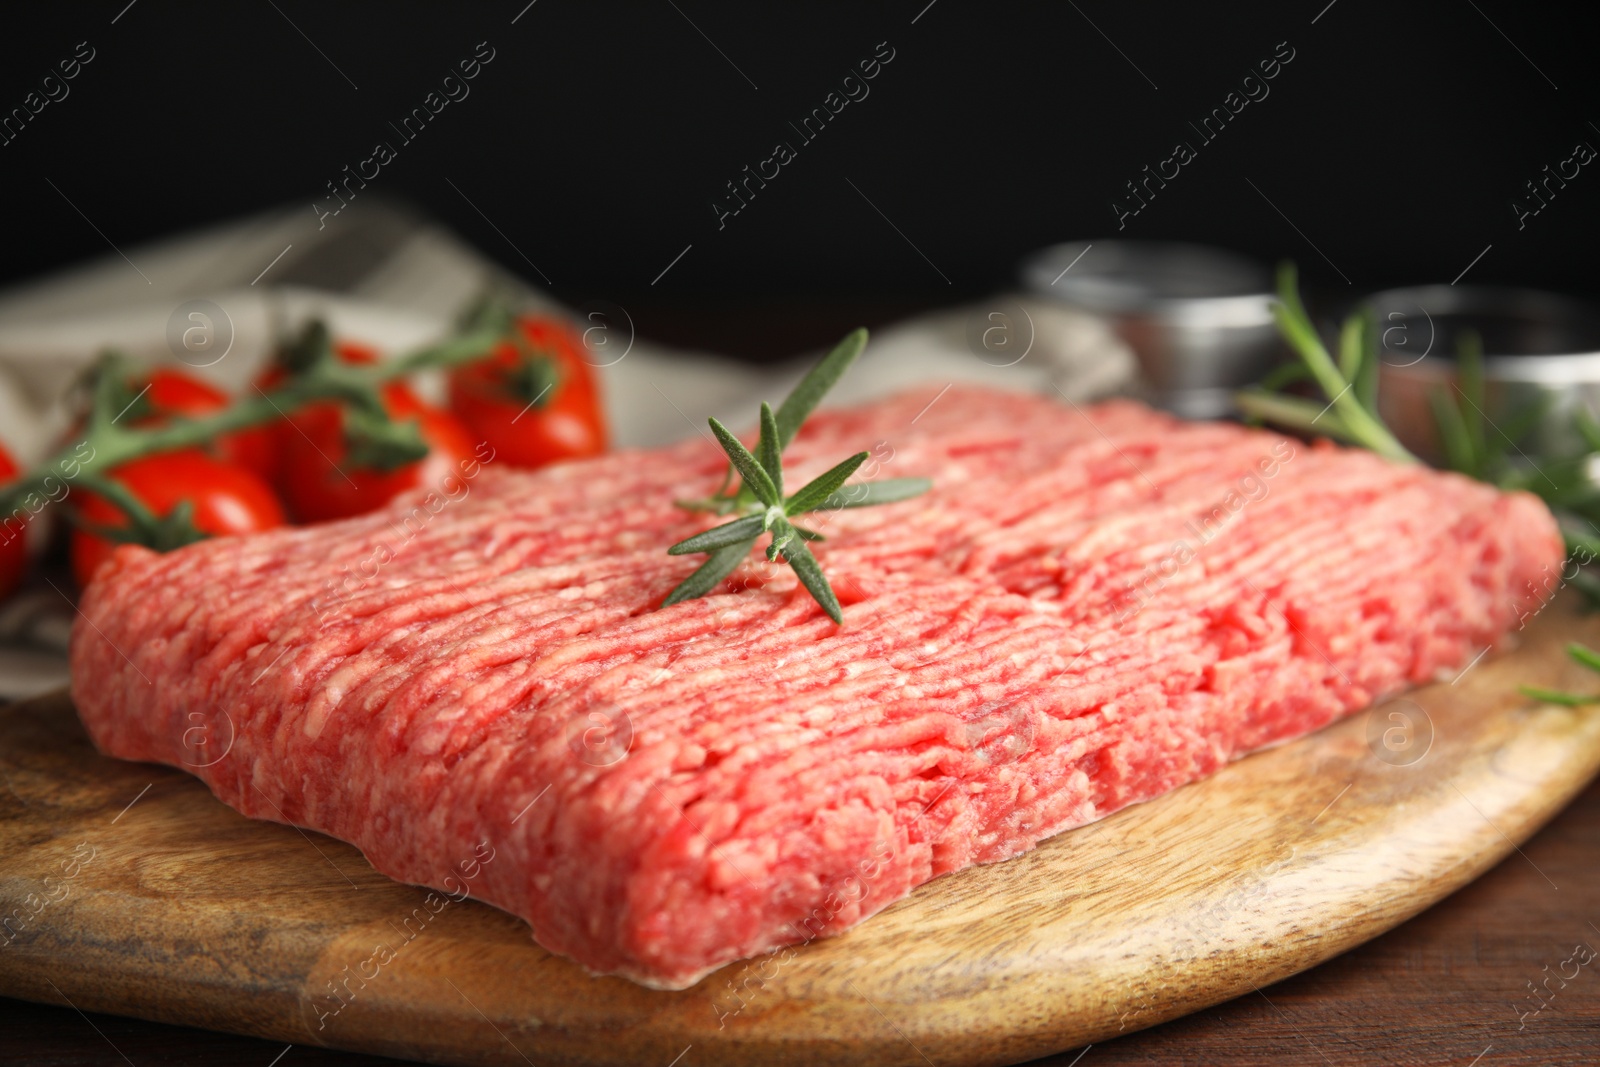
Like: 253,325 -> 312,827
1519,684 -> 1600,707
1234,391 -> 1352,441
667,514 -> 765,556
785,452 -> 869,516
661,538 -> 756,607
822,477 -> 933,510
1485,395 -> 1549,473
1354,314 -> 1380,414
1566,641 -> 1600,674
765,523 -> 786,562
708,417 -> 780,507
1524,454 -> 1600,509
1428,386 -> 1476,476
1565,528 -> 1600,560
757,402 -> 783,496
1274,261 -> 1313,324
1267,287 -> 1336,395
1255,361 -> 1312,394
1458,330 -> 1488,465
1336,313 -> 1364,388
775,521 -> 844,624
774,328 -> 867,450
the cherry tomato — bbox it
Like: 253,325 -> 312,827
70,450 -> 287,588
253,341 -> 418,492
0,442 -> 27,601
135,367 -> 278,480
448,316 -> 607,469
278,384 -> 478,524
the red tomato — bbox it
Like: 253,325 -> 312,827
448,316 -> 607,469
0,442 -> 27,601
135,367 -> 278,480
278,384 -> 478,524
516,318 -> 602,406
70,450 -> 287,588
254,341 -> 417,492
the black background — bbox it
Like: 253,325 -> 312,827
1,0 -> 1595,358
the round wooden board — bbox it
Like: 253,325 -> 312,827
3,595 -> 1600,1067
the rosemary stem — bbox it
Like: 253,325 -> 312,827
1269,303 -> 1415,464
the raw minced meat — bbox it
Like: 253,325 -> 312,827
69,386 -> 1563,988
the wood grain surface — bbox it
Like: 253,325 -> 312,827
3,596 -> 1599,1067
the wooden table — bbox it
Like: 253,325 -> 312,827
5,772 -> 1596,1066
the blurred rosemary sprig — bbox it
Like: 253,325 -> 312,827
663,329 -> 931,623
1235,264 -> 1416,464
1423,329 -> 1554,489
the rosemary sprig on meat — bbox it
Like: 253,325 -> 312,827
663,329 -> 931,622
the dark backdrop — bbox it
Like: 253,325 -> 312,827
2,1 -> 1595,358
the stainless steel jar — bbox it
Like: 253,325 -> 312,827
1020,240 -> 1281,419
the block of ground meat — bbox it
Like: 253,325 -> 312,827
69,386 -> 1563,988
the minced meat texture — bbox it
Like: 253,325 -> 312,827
69,386 -> 1563,988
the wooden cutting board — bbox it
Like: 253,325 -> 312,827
4,595 -> 1600,1067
